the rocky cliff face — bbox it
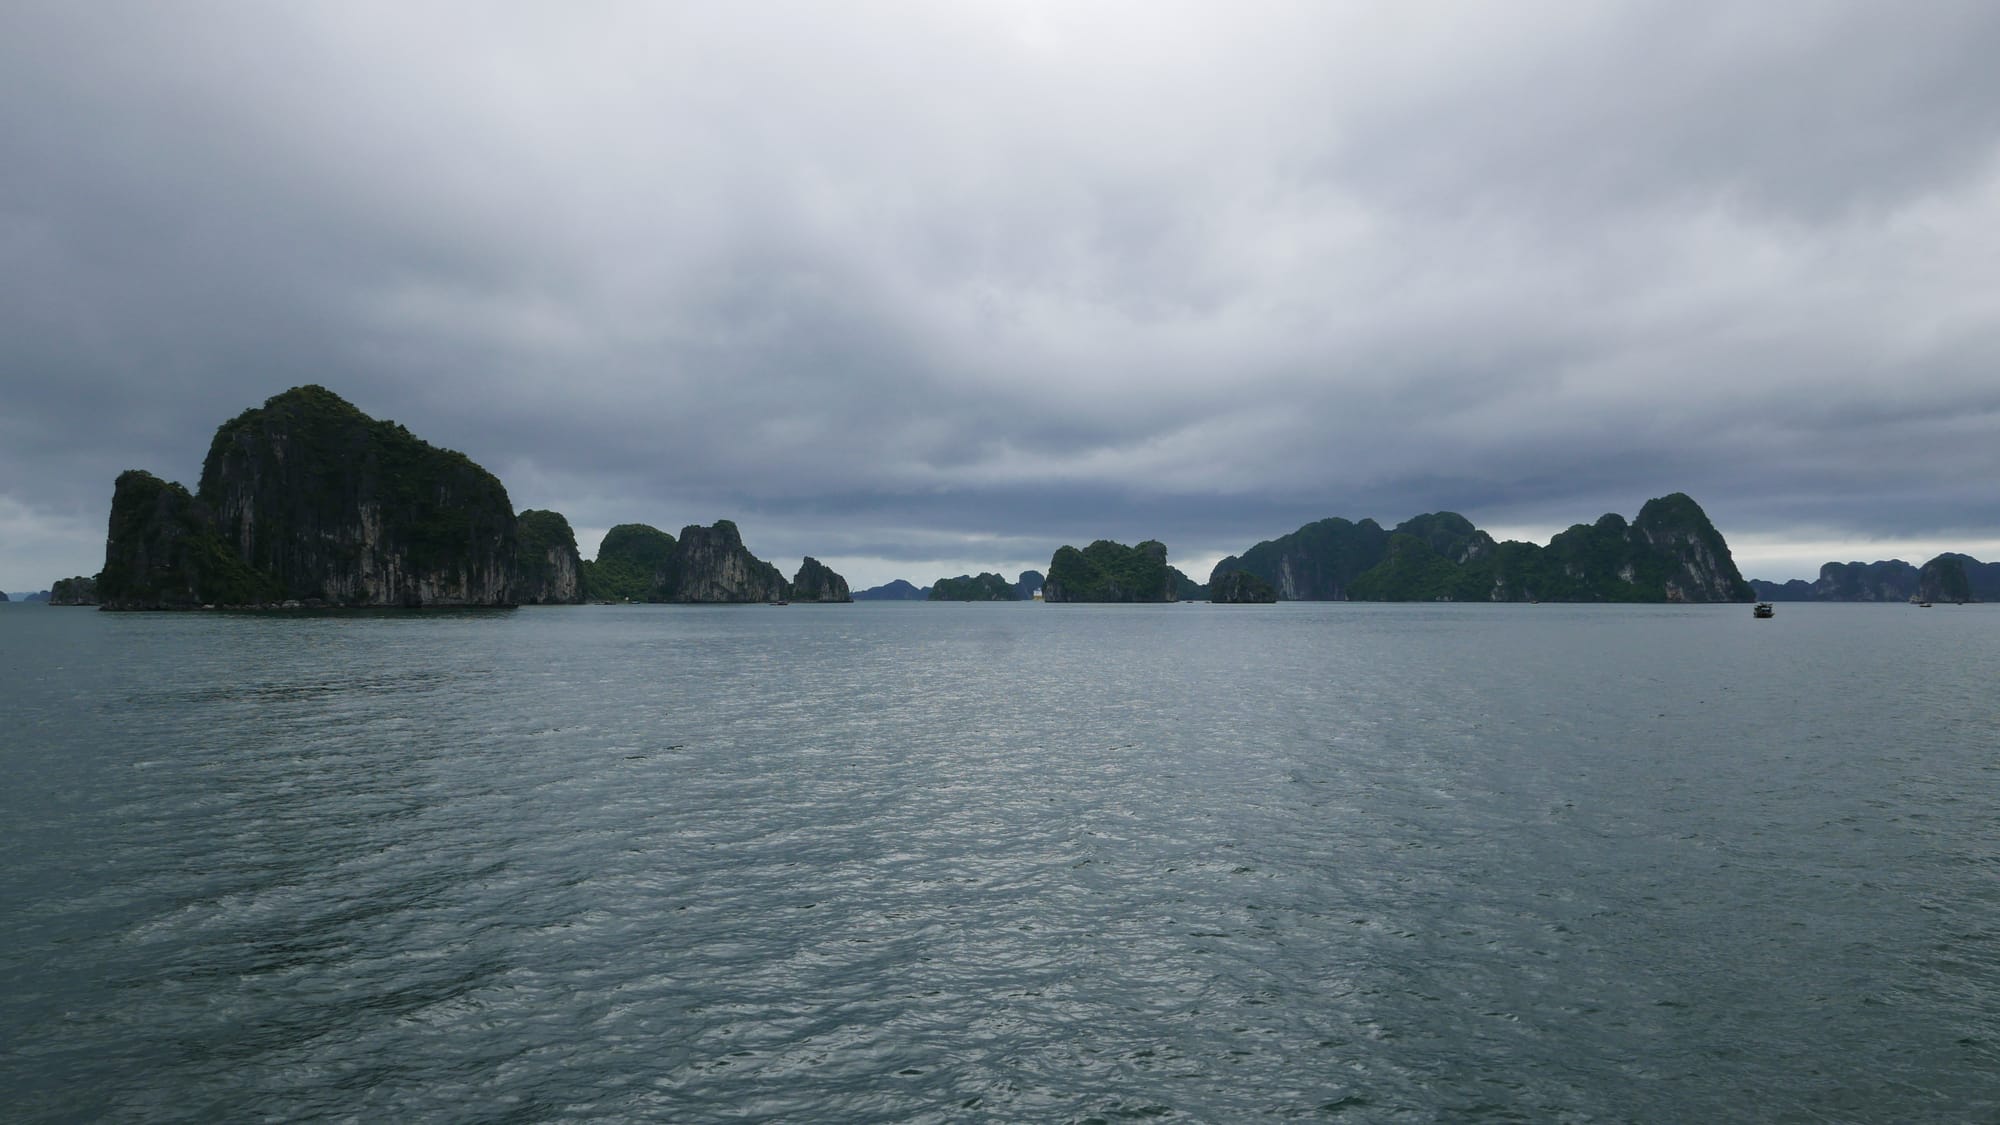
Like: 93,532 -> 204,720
88,386 -> 522,608
98,470 -> 278,609
1816,560 -> 1919,601
513,510 -> 584,604
1909,554 -> 1994,603
1044,539 -> 1177,602
1626,493 -> 1754,602
672,520 -> 789,603
1210,570 -> 1277,603
792,556 -> 852,602
1749,555 -> 1999,602
1216,494 -> 1749,602
198,386 -> 516,606
1915,554 -> 1999,602
49,575 -> 100,605
1751,559 -> 1920,602
1210,517 -> 1389,600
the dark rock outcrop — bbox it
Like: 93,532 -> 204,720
87,386 -> 522,608
197,386 -> 516,606
1919,554 -> 1971,603
1171,567 -> 1206,601
1015,570 -> 1045,599
671,520 -> 789,603
1748,577 -> 1816,602
0,590 -> 8,602
49,575 -> 100,606
1751,559 -> 1919,602
583,520 -> 797,603
1217,494 -> 1750,602
514,510 -> 585,604
583,523 -> 678,601
853,579 -> 927,601
1914,553 -> 2000,603
792,556 -> 852,602
1210,517 -> 1390,600
1210,570 -> 1277,603
1044,539 -> 1179,602
1751,555 -> 1997,603
1817,559 -> 1921,601
98,470 -> 280,609
928,573 -> 1017,601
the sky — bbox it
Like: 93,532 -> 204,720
5,2 -> 2000,594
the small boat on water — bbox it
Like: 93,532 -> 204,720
1753,602 -> 1774,618
768,598 -> 790,606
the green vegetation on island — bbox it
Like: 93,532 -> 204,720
73,384 -> 856,610
792,556 -> 853,602
583,523 -> 679,601
98,470 -> 281,609
1210,516 -> 1390,600
200,385 -> 517,605
671,520 -> 790,603
580,519 -> 815,603
1210,570 -> 1277,603
49,576 -> 98,605
514,509 -> 585,604
1044,539 -> 1181,602
1214,493 -> 1752,602
928,573 -> 1018,601
67,388 -> 1769,613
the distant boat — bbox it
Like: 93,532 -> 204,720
768,598 -> 789,606
1917,600 -> 1932,608
1753,602 -> 1774,618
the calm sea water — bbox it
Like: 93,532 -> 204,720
2,601 -> 1995,1123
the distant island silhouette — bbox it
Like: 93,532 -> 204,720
41,385 -> 1984,610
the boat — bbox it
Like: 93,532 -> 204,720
768,598 -> 789,606
1753,602 -> 1774,618
1918,600 -> 1933,608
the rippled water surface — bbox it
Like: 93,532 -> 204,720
3,601 -> 1996,1122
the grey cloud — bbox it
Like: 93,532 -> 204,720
4,2 -> 1999,591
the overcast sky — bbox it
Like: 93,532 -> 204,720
5,2 -> 2000,593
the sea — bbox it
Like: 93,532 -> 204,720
1,600 -> 1995,1123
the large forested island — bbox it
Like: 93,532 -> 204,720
85,386 -> 848,609
1749,555 -> 1999,603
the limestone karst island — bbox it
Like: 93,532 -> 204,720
51,384 -> 1990,610
82,386 -> 850,610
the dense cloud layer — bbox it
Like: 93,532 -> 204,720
6,3 -> 2000,590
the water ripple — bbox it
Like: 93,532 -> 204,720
2,603 -> 1997,1121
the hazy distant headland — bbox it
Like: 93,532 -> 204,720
1749,555 -> 2000,603
1200,494 -> 1752,604
54,385 -> 1993,610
